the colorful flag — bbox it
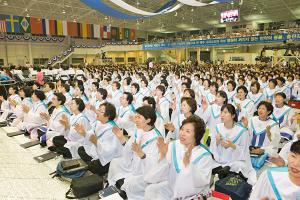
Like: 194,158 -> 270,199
124,28 -> 130,40
30,17 -> 43,34
44,18 -> 50,35
57,20 -> 63,35
5,15 -> 20,33
19,16 -> 30,33
119,27 -> 124,40
87,24 -> 94,38
93,24 -> 100,38
77,23 -> 82,37
62,21 -> 68,36
67,21 -> 78,37
0,15 -> 6,33
82,23 -> 87,38
101,25 -> 110,39
49,19 -> 57,36
130,29 -> 135,41
111,26 -> 119,40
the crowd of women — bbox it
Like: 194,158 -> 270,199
0,63 -> 299,200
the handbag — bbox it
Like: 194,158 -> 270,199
65,174 -> 103,199
215,174 -> 252,200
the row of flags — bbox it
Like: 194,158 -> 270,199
0,14 -> 136,40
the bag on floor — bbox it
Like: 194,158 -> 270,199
51,159 -> 87,179
215,174 -> 252,200
66,174 -> 103,199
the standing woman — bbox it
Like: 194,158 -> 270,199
35,67 -> 44,87
144,116 -> 214,200
210,104 -> 256,184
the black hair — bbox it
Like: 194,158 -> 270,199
78,85 -> 88,100
73,98 -> 85,112
123,92 -> 133,104
184,89 -> 195,99
257,101 -> 273,116
210,82 -> 219,92
62,84 -> 70,93
276,77 -> 286,84
237,85 -> 248,96
181,115 -> 206,146
135,106 -> 157,126
131,83 -> 140,93
221,104 -> 238,122
227,80 -> 237,90
250,82 -> 260,93
54,92 -> 66,105
217,90 -> 228,105
92,82 -> 99,90
269,79 -> 278,87
156,85 -> 166,95
101,102 -> 116,121
141,78 -> 148,87
9,85 -> 19,94
275,92 -> 286,99
21,86 -> 33,98
182,82 -> 191,89
143,96 -> 156,110
46,82 -> 55,90
33,90 -> 46,101
98,88 -> 108,100
204,79 -> 211,87
113,81 -> 121,89
181,97 -> 197,114
290,140 -> 300,155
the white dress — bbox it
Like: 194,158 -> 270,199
232,98 -> 255,121
144,140 -> 214,200
116,104 -> 136,136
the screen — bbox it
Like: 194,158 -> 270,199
220,9 -> 239,23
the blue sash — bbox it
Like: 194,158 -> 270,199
267,167 -> 288,200
250,119 -> 277,147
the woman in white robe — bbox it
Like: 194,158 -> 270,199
249,140 -> 300,200
155,85 -> 170,123
271,92 -> 296,140
17,90 -> 48,134
248,81 -> 265,108
144,115 -> 214,200
210,104 -> 256,184
232,85 -> 255,121
75,102 -> 123,176
0,86 -> 22,121
49,98 -> 91,158
108,106 -> 161,200
264,79 -> 277,104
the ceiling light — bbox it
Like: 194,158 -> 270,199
26,13 -> 30,17
3,1 -> 8,6
231,1 -> 234,5
104,16 -> 108,20
191,8 -> 194,12
62,10 -> 66,14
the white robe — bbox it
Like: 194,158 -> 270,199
144,140 -> 214,200
82,120 -> 123,165
156,96 -> 170,123
232,98 -> 255,121
200,104 -> 222,132
108,128 -> 161,199
116,105 -> 136,136
248,92 -> 265,108
10,97 -> 33,127
248,116 -> 280,154
250,167 -> 300,200
210,123 -> 256,184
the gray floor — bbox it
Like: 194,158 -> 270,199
0,127 -> 70,200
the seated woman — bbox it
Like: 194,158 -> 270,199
49,98 -> 90,158
144,116 -> 214,200
10,87 -> 33,127
17,90 -> 48,135
0,85 -> 22,122
249,140 -> 300,200
248,81 -> 265,108
108,106 -> 161,200
74,102 -> 123,176
271,92 -> 296,141
165,97 -> 197,141
243,101 -> 280,155
232,85 -> 255,121
210,104 -> 256,184
34,93 -> 71,146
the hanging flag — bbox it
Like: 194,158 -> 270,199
5,15 -> 20,33
0,15 -> 6,33
124,28 -> 130,40
82,23 -> 87,38
130,29 -> 135,41
87,24 -> 94,38
119,27 -> 124,40
111,26 -> 119,40
41,18 -> 47,35
49,19 -> 57,36
57,20 -> 63,35
77,23 -> 82,37
44,18 -> 50,35
93,24 -> 100,38
67,21 -> 78,37
62,21 -> 68,36
19,16 -> 30,33
30,17 -> 43,34
101,25 -> 110,39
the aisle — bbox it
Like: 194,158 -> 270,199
0,128 -> 69,200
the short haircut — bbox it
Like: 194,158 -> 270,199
237,85 -> 248,96
131,83 -> 140,92
250,81 -> 261,92
34,90 -> 46,101
275,92 -> 286,99
46,82 -> 55,90
62,84 -> 70,92
54,92 -> 66,105
21,86 -> 33,98
73,98 -> 85,112
181,115 -> 206,146
156,85 -> 166,95
124,92 -> 133,104
290,140 -> 300,155
221,104 -> 237,122
98,88 -> 108,100
217,90 -> 228,105
143,96 -> 156,110
227,80 -> 236,90
113,81 -> 121,89
135,106 -> 157,126
184,89 -> 195,99
181,97 -> 197,114
257,101 -> 273,116
101,102 -> 116,121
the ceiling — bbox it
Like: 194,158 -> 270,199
0,0 -> 300,33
